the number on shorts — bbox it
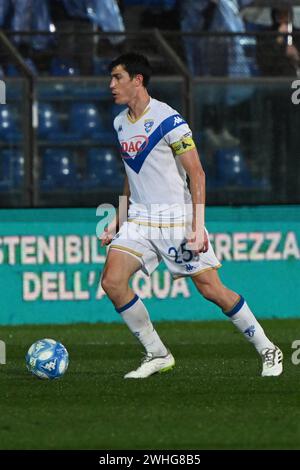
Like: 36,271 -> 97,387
168,243 -> 193,264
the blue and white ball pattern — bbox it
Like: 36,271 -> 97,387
26,338 -> 69,379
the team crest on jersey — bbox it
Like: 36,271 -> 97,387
144,119 -> 154,133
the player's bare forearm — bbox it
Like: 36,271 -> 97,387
187,168 -> 207,252
118,174 -> 130,227
179,148 -> 208,253
100,175 -> 130,246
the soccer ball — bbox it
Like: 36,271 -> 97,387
25,338 -> 69,380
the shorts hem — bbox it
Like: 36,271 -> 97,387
128,218 -> 185,228
109,245 -> 143,266
172,263 -> 222,280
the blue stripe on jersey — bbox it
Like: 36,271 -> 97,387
121,114 -> 187,174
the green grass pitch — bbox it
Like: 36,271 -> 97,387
0,319 -> 300,450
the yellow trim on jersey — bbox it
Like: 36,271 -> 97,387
128,219 -> 185,228
127,106 -> 151,123
171,137 -> 196,156
110,245 -> 143,258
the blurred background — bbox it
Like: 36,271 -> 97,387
0,0 -> 299,208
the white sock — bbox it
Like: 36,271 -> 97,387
116,294 -> 168,357
224,296 -> 275,354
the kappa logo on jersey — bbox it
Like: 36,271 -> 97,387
185,264 -> 196,272
173,116 -> 184,126
144,119 -> 154,133
120,135 -> 148,159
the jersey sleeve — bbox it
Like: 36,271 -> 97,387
164,115 -> 193,145
163,114 -> 195,156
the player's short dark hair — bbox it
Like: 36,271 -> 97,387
108,53 -> 152,87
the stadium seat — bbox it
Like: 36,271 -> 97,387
214,147 -> 253,187
88,147 -> 119,168
38,103 -> 62,139
0,106 -> 22,142
11,150 -> 24,187
71,84 -> 109,100
69,103 -> 110,139
38,102 -> 79,142
6,58 -> 37,77
84,147 -> 123,189
41,148 -> 77,190
0,149 -> 24,190
93,57 -> 112,76
39,83 -> 73,101
50,58 -> 80,76
0,149 -> 11,190
111,103 -> 126,119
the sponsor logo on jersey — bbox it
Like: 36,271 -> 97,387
120,135 -> 149,159
144,119 -> 154,133
119,114 -> 186,173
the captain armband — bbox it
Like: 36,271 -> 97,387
170,136 -> 196,156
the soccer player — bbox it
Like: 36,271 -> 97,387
100,52 -> 283,379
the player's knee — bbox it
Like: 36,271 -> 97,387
101,272 -> 126,298
101,273 -> 117,295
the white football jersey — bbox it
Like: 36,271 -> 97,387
113,97 -> 193,224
